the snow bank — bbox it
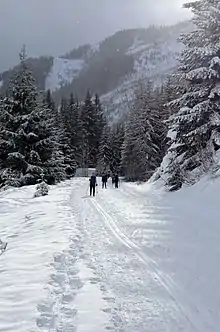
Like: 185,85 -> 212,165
118,175 -> 220,330
0,180 -> 76,332
45,57 -> 85,92
124,170 -> 220,199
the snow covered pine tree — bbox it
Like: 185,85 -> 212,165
0,47 -> 62,187
97,123 -> 112,173
163,0 -> 220,190
58,95 -> 78,178
122,81 -> 163,181
109,123 -> 124,175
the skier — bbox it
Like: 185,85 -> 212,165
114,174 -> 119,188
89,173 -> 97,196
102,173 -> 108,189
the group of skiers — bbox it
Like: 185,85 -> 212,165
89,172 -> 119,196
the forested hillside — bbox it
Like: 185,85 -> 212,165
0,22 -> 191,121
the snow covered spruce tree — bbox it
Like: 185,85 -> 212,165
68,94 -> 82,165
109,123 -> 124,174
79,90 -> 105,168
122,81 -> 164,181
79,90 -> 95,167
94,93 -> 106,160
58,95 -> 80,177
96,121 -> 124,174
0,47 -> 63,187
41,89 -> 68,184
163,0 -> 220,190
96,122 -> 112,173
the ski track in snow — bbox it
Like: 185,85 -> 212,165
76,179 -> 218,332
0,177 -> 220,331
74,181 -> 192,332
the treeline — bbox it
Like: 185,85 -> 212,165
151,0 -> 220,191
94,77 -> 177,182
2,0 -> 218,192
0,49 -> 123,188
122,0 -> 220,190
121,78 -> 176,182
0,48 -> 178,189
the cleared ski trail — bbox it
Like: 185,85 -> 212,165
75,178 -> 220,332
0,177 -> 220,331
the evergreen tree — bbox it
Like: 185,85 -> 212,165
79,91 -> 105,168
68,94 -> 85,165
122,81 -> 163,181
44,89 -> 56,112
121,104 -> 138,181
79,90 -> 95,167
0,47 -> 62,187
110,123 -> 124,174
58,96 -> 77,177
97,123 -> 112,173
163,0 -> 220,189
94,93 -> 106,163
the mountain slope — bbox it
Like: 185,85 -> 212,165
0,21 -> 191,121
45,57 -> 85,91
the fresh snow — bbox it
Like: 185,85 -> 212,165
126,38 -> 149,56
45,57 -> 85,92
0,175 -> 220,331
102,34 -> 183,122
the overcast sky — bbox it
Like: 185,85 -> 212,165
0,0 -> 190,71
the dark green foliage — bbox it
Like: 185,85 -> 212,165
78,91 -> 105,167
0,49 -> 64,187
57,96 -> 78,177
121,81 -> 167,181
109,123 -> 124,174
0,45 -> 111,188
97,124 -> 112,173
96,122 -> 124,175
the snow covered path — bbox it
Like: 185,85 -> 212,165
0,177 -> 220,331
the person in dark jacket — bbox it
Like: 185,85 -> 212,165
89,173 -> 97,196
114,174 -> 119,188
102,174 -> 108,189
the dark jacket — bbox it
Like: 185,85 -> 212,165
90,175 -> 96,186
102,175 -> 108,182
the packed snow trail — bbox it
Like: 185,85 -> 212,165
0,177 -> 220,331
74,178 -> 220,332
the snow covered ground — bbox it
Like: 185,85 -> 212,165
0,176 -> 220,331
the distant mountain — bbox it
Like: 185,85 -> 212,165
0,21 -> 191,122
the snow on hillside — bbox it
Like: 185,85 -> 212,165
132,37 -> 182,78
45,57 -> 85,92
0,174 -> 220,331
102,34 -> 183,122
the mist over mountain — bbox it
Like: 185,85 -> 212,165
0,0 -> 190,71
0,21 -> 191,122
